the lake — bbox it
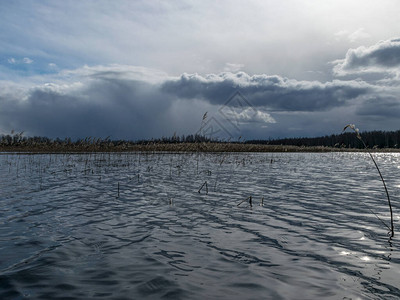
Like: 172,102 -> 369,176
1,152 -> 400,299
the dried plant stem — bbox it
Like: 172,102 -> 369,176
344,124 -> 394,237
198,181 -> 208,194
237,196 -> 252,207
368,208 -> 391,232
366,151 -> 394,237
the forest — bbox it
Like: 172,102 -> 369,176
246,130 -> 400,149
1,130 -> 400,151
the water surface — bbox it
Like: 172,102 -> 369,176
1,152 -> 400,299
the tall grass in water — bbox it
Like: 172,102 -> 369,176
343,124 -> 394,237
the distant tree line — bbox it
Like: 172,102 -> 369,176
0,132 -> 216,149
246,130 -> 400,149
1,130 -> 400,149
136,133 -> 216,144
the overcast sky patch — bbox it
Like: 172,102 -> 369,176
1,1 -> 400,139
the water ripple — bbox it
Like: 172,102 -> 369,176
1,152 -> 400,299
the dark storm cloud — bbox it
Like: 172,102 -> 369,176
0,75 -> 179,139
0,65 -> 398,140
162,72 -> 370,111
334,38 -> 400,74
356,96 -> 400,117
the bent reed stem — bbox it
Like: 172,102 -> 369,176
343,124 -> 394,237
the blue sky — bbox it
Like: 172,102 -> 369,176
1,0 -> 400,140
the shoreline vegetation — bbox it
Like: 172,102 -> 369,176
1,130 -> 400,153
1,142 -> 400,153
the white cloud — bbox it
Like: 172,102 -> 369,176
333,38 -> 400,76
6,57 -> 33,65
23,57 -> 33,64
348,28 -> 370,42
334,28 -> 371,43
334,30 -> 349,41
222,108 -> 276,124
223,63 -> 244,73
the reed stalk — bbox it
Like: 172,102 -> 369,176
237,196 -> 252,207
343,124 -> 394,237
198,181 -> 208,194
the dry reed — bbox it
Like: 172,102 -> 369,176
343,124 -> 394,237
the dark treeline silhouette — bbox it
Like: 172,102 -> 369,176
0,132 -> 217,150
246,130 -> 400,149
1,130 -> 400,150
136,133 -> 216,144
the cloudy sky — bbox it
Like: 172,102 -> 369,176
1,0 -> 400,140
